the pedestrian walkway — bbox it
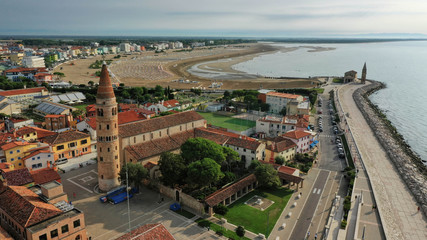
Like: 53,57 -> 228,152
207,216 -> 260,239
337,83 -> 427,240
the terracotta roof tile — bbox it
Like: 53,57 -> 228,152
30,168 -> 60,185
0,87 -> 47,97
119,111 -> 204,138
283,130 -> 311,139
267,137 -> 296,153
205,174 -> 257,207
40,130 -> 89,145
267,92 -> 301,99
1,141 -> 35,151
22,149 -> 52,161
116,223 -> 175,240
16,126 -> 37,136
126,131 -> 194,161
0,186 -> 62,227
195,128 -> 260,150
85,110 -> 146,129
226,137 -> 261,151
194,128 -> 229,145
1,168 -> 34,186
278,166 -> 298,175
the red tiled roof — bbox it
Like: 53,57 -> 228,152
1,141 -> 35,151
85,110 -> 146,129
29,127 -> 56,139
194,128 -> 260,150
162,99 -> 180,108
119,111 -> 204,138
283,130 -> 311,139
116,223 -> 175,240
267,92 -> 301,99
278,166 -> 298,175
3,67 -> 47,73
126,131 -> 194,161
226,137 -> 261,151
16,126 -> 37,136
0,186 -> 62,227
205,174 -> 257,207
1,168 -> 34,186
40,130 -> 89,145
45,114 -> 64,118
0,87 -> 47,97
30,168 -> 60,185
267,137 -> 296,153
194,128 -> 230,145
0,163 -> 13,170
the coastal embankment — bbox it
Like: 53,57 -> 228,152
353,81 -> 427,213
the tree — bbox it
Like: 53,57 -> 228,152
222,146 -> 240,171
119,163 -> 148,190
275,156 -> 285,165
119,83 -> 125,87
121,89 -> 131,99
249,160 -> 261,171
236,226 -> 245,237
213,204 -> 228,215
181,138 -> 226,165
72,109 -> 84,118
187,158 -> 224,187
158,152 -> 187,187
280,106 -> 287,116
255,164 -> 281,188
88,81 -> 94,87
0,113 -> 10,120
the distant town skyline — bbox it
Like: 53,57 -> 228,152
1,0 -> 427,37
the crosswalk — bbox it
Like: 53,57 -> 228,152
312,188 -> 323,195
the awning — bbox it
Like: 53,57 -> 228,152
310,140 -> 319,148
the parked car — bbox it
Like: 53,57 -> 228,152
337,143 -> 343,148
336,138 -> 342,143
338,147 -> 344,153
339,153 -> 345,158
318,110 -> 323,114
319,128 -> 323,132
55,158 -> 68,165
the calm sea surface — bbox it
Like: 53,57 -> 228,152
233,41 -> 427,161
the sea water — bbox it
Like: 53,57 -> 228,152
233,41 -> 427,161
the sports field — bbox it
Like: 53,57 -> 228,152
197,112 -> 256,132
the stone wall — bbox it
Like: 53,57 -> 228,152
353,81 -> 427,214
156,182 -> 205,215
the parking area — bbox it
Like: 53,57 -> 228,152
60,165 -> 222,240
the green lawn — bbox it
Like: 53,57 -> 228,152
215,188 -> 293,237
196,218 -> 251,240
197,112 -> 256,131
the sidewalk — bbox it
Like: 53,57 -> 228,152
337,83 -> 427,240
268,168 -> 320,240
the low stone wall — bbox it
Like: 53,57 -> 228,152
156,182 -> 205,215
353,81 -> 427,214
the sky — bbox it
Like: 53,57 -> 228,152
1,0 -> 427,37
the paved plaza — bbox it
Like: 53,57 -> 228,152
60,165 -> 225,240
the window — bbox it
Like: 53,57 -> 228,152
11,158 -> 14,161
37,156 -> 40,159
57,145 -> 64,150
17,150 -> 20,153
159,131 -> 162,137
61,224 -> 69,233
143,135 -> 145,141
32,157 -> 35,160
18,163 -> 22,166
251,150 -> 255,154
115,155 -> 118,159
99,124 -> 101,130
69,142 -> 76,148
48,154 -> 51,157
243,149 -> 246,152
99,147 -> 102,152
180,126 -> 182,131
33,133 -> 36,136
100,157 -> 103,162
101,175 -> 104,179
18,157 -> 21,160
50,229 -> 58,238
81,139 -> 87,145
107,124 -> 110,130
39,234 -> 47,240
108,148 -> 110,152
134,137 -> 136,143
9,151 -> 13,154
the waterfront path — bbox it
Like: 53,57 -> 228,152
337,82 -> 427,240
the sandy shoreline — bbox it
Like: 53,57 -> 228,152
54,43 -> 333,89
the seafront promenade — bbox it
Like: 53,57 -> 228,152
336,82 -> 427,240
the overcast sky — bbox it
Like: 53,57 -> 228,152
1,0 -> 427,37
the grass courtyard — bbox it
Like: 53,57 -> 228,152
197,112 -> 256,132
215,187 -> 293,237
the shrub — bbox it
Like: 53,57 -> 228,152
213,204 -> 229,215
236,226 -> 245,237
197,219 -> 211,228
275,156 -> 285,165
341,220 -> 347,229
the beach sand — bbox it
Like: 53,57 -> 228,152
54,43 -> 327,90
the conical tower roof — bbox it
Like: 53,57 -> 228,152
96,63 -> 115,99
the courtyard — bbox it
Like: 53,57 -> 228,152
215,187 -> 293,237
60,164 -> 221,240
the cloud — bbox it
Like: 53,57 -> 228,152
0,0 -> 427,36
